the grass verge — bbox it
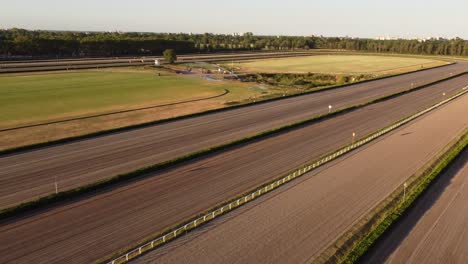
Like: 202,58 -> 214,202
0,61 -> 455,155
0,71 -> 466,222
317,131 -> 468,264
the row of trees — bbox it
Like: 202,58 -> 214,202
316,37 -> 468,56
165,32 -> 315,51
0,28 -> 195,57
1,28 -> 467,58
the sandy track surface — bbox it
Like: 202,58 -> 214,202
0,73 -> 467,263
0,63 -> 466,209
361,149 -> 468,264
133,87 -> 468,264
0,52 -> 316,73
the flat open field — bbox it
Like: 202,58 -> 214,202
0,73 -> 466,263
361,149 -> 468,264
238,55 -> 448,74
0,68 -> 259,128
0,68 -> 273,149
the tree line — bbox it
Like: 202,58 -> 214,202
0,28 -> 466,58
0,28 -> 195,57
317,37 -> 468,57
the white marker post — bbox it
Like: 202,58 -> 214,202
403,182 -> 408,201
352,132 -> 356,144
328,105 -> 332,113
54,176 -> 58,194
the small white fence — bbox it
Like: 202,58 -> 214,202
109,89 -> 468,264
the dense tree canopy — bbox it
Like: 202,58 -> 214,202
0,29 -> 195,57
0,28 -> 466,58
315,37 -> 468,57
163,49 -> 177,63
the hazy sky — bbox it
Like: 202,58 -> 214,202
1,0 -> 467,38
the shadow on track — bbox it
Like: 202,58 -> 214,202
359,148 -> 468,263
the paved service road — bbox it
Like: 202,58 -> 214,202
0,73 -> 466,263
0,63 -> 466,209
132,89 -> 468,264
361,149 -> 468,264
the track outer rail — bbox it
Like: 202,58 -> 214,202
107,89 -> 468,264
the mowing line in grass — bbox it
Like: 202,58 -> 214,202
0,89 -> 230,132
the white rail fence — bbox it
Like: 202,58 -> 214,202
109,89 -> 468,264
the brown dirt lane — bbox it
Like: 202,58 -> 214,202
0,51 -> 316,73
0,63 -> 466,210
361,149 -> 468,264
0,73 -> 467,263
132,88 -> 468,264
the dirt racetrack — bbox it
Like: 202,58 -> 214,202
0,51 -> 317,73
361,149 -> 468,264
0,63 -> 466,209
132,88 -> 468,264
0,73 -> 466,263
